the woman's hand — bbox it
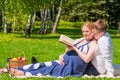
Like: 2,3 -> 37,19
59,54 -> 64,65
66,45 -> 76,51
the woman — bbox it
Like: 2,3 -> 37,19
0,22 -> 97,77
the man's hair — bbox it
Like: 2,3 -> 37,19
93,19 -> 107,32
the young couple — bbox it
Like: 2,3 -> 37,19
0,19 -> 114,78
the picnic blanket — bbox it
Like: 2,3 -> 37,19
11,64 -> 120,78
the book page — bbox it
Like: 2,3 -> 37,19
59,34 -> 74,46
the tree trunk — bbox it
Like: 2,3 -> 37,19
39,9 -> 48,34
48,9 -> 53,32
118,23 -> 120,34
0,10 -> 2,31
106,0 -> 110,26
39,9 -> 45,34
52,1 -> 55,22
25,13 -> 33,38
2,1 -> 7,33
12,16 -> 16,32
31,12 -> 36,32
49,1 -> 55,32
52,0 -> 63,33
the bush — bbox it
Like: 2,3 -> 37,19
59,20 -> 83,28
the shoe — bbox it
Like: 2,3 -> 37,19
31,56 -> 38,64
7,58 -> 11,62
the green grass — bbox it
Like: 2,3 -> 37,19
0,26 -> 120,80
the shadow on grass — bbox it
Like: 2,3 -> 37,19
107,29 -> 118,35
15,27 -> 82,40
14,27 -> 120,40
57,28 -> 82,35
111,35 -> 120,39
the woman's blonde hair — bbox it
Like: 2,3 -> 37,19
81,22 -> 94,29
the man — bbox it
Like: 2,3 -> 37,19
90,19 -> 114,77
82,19 -> 114,77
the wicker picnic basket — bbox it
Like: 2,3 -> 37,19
9,50 -> 28,68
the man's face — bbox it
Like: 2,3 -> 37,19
92,28 -> 102,40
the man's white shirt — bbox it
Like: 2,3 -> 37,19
92,32 -> 114,77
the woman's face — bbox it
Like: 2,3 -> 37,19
82,26 -> 93,41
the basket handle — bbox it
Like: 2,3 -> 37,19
10,49 -> 26,58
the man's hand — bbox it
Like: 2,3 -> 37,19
59,54 -> 64,65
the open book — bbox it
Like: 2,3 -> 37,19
59,34 -> 74,46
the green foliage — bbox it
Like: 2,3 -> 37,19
35,21 -> 41,26
61,0 -> 120,29
62,0 -> 107,21
59,20 -> 83,28
0,0 -> 120,34
107,0 -> 120,29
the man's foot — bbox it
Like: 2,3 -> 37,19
31,56 -> 38,64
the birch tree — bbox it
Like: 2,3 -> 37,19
39,9 -> 48,34
1,0 -> 7,33
25,13 -> 34,37
24,0 -> 41,37
38,0 -> 52,34
52,0 -> 63,33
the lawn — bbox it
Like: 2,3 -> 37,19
0,26 -> 120,80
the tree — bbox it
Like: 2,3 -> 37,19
106,0 -> 120,29
52,0 -> 63,33
62,0 -> 107,22
1,0 -> 7,33
0,10 -> 2,31
118,23 -> 120,34
0,0 -> 119,35
25,13 -> 34,38
38,0 -> 64,34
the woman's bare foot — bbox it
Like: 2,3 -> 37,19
0,68 -> 3,74
9,68 -> 25,76
6,64 -> 24,76
0,68 -> 8,74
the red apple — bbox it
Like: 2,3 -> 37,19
17,56 -> 22,60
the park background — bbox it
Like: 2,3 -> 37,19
0,0 -> 120,80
